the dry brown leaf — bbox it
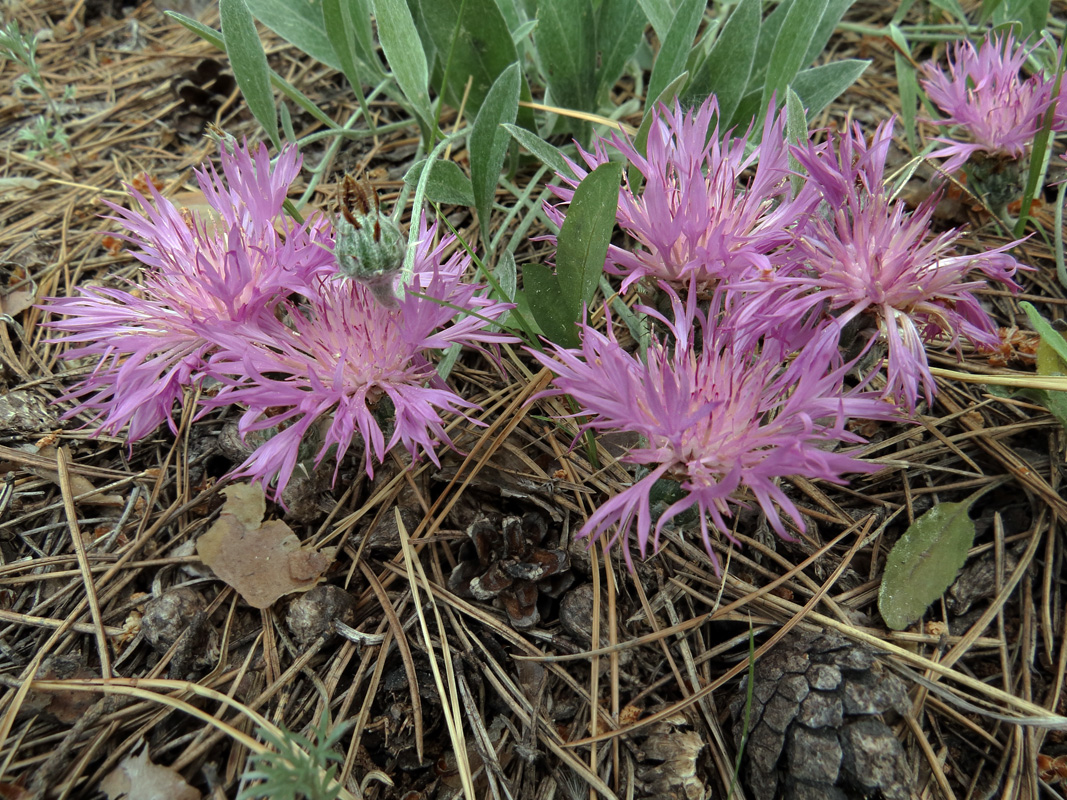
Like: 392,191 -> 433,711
28,445 -> 125,506
22,654 -> 98,725
0,289 -> 36,317
99,743 -> 200,800
196,483 -> 335,609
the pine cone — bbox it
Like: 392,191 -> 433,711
448,512 -> 572,628
731,630 -> 914,800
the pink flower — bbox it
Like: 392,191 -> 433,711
545,97 -> 814,291
204,216 -> 516,497
42,142 -> 334,440
792,121 -> 1024,409
920,32 -> 1053,172
530,287 -> 892,571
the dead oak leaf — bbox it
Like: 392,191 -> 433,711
100,743 -> 200,800
196,483 -> 334,609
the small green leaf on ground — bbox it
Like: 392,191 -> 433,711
878,500 -> 976,630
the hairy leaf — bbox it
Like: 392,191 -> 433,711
220,0 -> 280,147
879,501 -> 976,630
524,161 -> 620,348
470,62 -> 521,242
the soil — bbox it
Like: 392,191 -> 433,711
1,0 -> 1066,798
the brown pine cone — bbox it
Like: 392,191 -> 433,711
730,629 -> 914,800
448,512 -> 572,628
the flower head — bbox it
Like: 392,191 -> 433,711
545,97 -> 814,291
792,120 -> 1024,408
204,215 -> 516,497
920,32 -> 1053,172
530,287 -> 892,571
43,142 -> 334,440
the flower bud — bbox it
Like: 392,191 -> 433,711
334,175 -> 405,307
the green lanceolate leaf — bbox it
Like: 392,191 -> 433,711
687,0 -> 759,127
502,123 -> 575,178
762,0 -> 830,113
799,0 -> 854,70
524,161 -> 621,348
244,0 -> 342,71
470,62 -> 521,245
790,60 -> 871,122
785,87 -> 807,195
534,0 -> 596,131
220,0 -> 280,148
635,0 -> 675,42
372,0 -> 434,133
593,0 -> 646,105
888,24 -> 919,152
646,0 -> 704,108
322,0 -> 381,89
878,500 -> 977,630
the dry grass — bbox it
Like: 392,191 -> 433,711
1,0 -> 1066,798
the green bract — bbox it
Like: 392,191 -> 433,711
334,176 -> 406,307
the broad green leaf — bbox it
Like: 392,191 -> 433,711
470,63 -> 521,246
520,264 -> 573,344
403,159 -> 476,206
502,123 -> 576,178
220,0 -> 280,148
594,0 -> 647,105
414,0 -> 523,119
636,0 -> 675,41
373,0 -> 434,132
322,0 -> 382,86
555,161 -> 622,308
525,162 -> 620,348
878,500 -> 977,630
992,0 -> 1050,36
647,0 -> 704,107
790,60 -> 871,122
244,0 -> 342,71
510,287 -> 545,337
534,0 -> 596,125
686,0 -> 759,127
1022,302 -> 1067,365
762,0 -> 828,113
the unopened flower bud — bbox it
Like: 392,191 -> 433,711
334,175 -> 405,307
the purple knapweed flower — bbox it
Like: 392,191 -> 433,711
42,142 -> 334,441
204,215 -> 516,497
920,32 -> 1053,173
792,120 -> 1024,409
544,97 -> 814,291
530,287 -> 893,571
